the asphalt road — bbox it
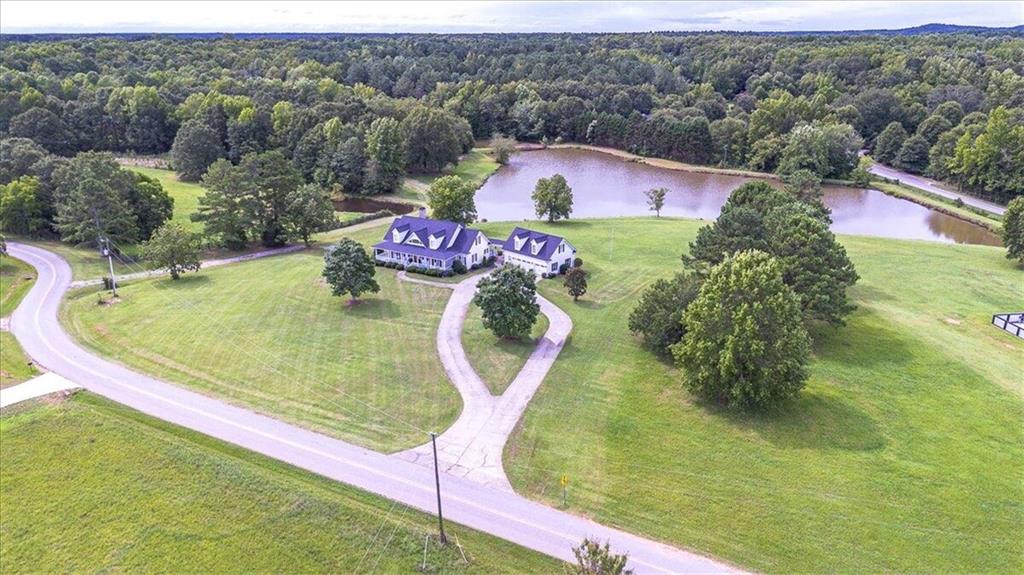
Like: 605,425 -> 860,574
868,163 -> 1006,215
7,242 -> 741,575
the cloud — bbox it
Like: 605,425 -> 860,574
1,0 -> 1021,33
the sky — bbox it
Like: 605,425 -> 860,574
1,1 -> 1022,34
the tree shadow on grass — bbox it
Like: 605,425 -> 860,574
571,299 -> 605,310
150,274 -> 212,291
809,307 -> 912,369
700,390 -> 886,452
340,297 -> 402,319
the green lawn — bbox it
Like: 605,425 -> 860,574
476,218 -> 1024,574
411,149 -> 500,187
1,255 -> 36,316
61,226 -> 458,452
0,332 -> 37,388
13,237 -> 148,281
125,166 -> 206,231
462,305 -> 549,395
874,180 -> 1002,231
0,392 -> 561,573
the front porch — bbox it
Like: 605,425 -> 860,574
374,248 -> 454,270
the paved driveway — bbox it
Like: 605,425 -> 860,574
6,242 -> 740,574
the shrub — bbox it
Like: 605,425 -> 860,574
559,262 -> 570,274
452,259 -> 467,274
573,257 -> 583,268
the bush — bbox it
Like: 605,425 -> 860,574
470,263 -> 480,270
952,198 -> 965,208
573,257 -> 583,268
559,262 -> 570,274
452,259 -> 467,274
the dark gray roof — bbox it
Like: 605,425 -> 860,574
501,227 -> 572,261
373,215 -> 481,257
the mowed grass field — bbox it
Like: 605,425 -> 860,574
462,305 -> 549,395
1,254 -> 36,316
61,226 -> 458,452
0,392 -> 561,573
125,165 -> 206,231
476,218 -> 1024,573
1,255 -> 40,387
0,332 -> 37,388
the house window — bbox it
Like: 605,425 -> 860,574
550,262 -> 558,272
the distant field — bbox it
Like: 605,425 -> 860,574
1,255 -> 36,316
125,166 -> 206,231
476,218 -> 1023,573
0,332 -> 37,388
0,392 -> 560,573
62,226 -> 458,452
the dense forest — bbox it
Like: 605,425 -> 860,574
1,32 -> 1022,247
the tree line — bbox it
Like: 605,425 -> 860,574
1,32 -> 1020,203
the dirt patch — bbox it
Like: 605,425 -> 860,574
944,317 -> 962,326
97,296 -> 123,306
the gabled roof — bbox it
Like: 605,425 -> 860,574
373,215 -> 482,257
501,227 -> 573,261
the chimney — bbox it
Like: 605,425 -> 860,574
418,206 -> 427,218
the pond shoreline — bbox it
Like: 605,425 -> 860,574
523,143 -> 999,240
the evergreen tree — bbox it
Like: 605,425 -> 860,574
764,203 -> 859,325
564,266 -> 588,301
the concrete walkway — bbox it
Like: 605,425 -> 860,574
0,372 -> 80,408
394,269 -> 573,491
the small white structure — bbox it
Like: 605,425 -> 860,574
498,227 -> 576,276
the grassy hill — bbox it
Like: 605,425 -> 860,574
475,218 -> 1023,573
0,393 -> 560,573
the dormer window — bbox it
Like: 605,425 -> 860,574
405,232 -> 424,247
530,239 -> 545,255
513,235 -> 528,251
428,234 -> 444,250
392,228 -> 408,243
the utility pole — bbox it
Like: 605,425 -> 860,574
102,237 -> 118,296
430,432 -> 448,544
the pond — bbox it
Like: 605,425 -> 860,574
475,148 -> 1001,246
332,196 -> 416,215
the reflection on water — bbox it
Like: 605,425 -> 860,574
476,148 -> 1001,246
